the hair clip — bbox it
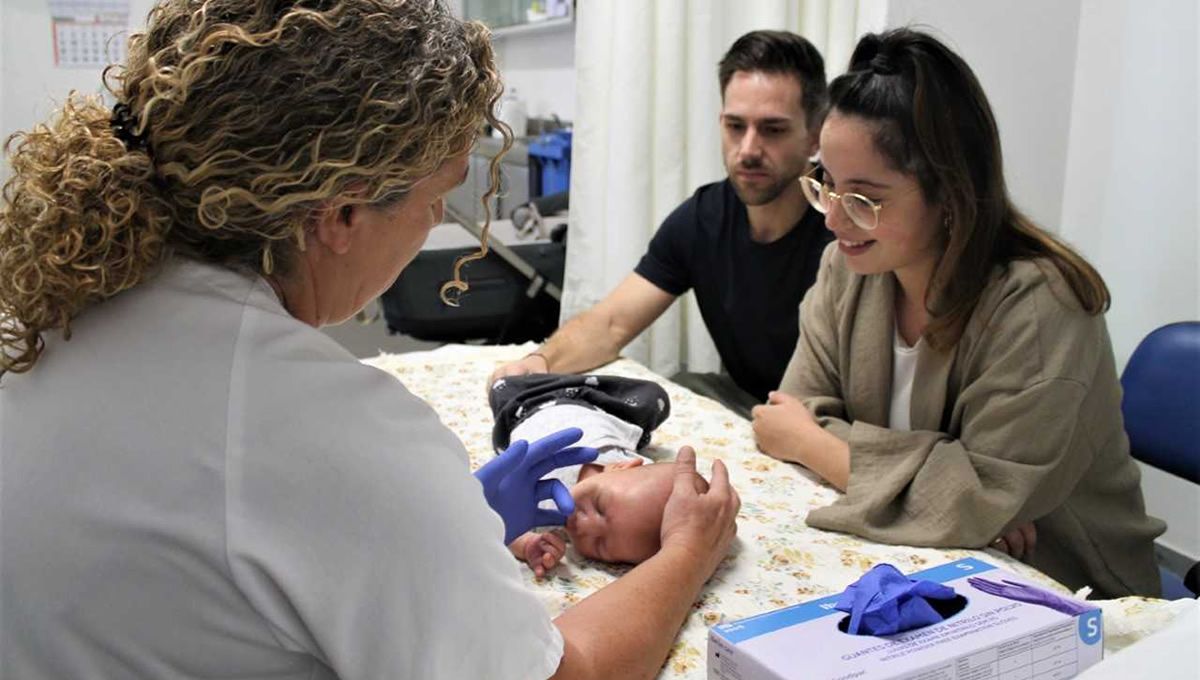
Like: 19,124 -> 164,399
110,102 -> 151,153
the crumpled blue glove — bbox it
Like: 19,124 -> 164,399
836,563 -> 959,636
473,427 -> 598,544
967,577 -> 1094,616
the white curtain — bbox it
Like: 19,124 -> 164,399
564,0 -> 886,378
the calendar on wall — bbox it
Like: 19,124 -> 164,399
48,0 -> 130,69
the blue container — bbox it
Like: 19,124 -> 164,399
528,130 -> 572,198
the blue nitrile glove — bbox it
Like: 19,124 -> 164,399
835,563 -> 958,636
473,427 -> 598,544
967,577 -> 1094,616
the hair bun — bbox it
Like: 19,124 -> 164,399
869,52 -> 899,76
848,33 -> 884,72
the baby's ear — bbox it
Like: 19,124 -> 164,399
577,462 -> 606,480
604,458 -> 645,471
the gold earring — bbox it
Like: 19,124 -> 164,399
261,245 -> 275,274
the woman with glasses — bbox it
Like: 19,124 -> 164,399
750,28 -> 1163,598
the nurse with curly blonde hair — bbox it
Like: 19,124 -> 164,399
0,2 -> 739,678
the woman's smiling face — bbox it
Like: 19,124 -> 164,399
817,111 -> 945,282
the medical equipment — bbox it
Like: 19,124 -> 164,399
967,577 -> 1095,616
709,558 -> 1104,680
379,202 -> 565,343
835,563 -> 961,636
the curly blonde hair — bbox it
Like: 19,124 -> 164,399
0,0 -> 507,375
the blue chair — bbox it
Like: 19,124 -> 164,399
1120,321 -> 1200,599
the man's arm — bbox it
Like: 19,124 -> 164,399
488,273 -> 676,386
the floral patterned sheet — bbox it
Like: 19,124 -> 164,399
364,344 -> 1187,678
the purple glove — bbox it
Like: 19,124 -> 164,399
836,564 -> 959,636
473,427 -> 598,543
967,577 -> 1094,616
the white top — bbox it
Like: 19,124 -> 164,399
0,259 -> 562,680
510,402 -> 648,488
888,327 -> 921,431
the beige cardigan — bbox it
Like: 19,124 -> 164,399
780,243 -> 1164,598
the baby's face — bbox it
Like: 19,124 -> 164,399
564,462 -> 676,564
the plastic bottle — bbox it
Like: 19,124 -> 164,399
494,88 -> 528,139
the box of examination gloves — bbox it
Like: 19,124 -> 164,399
708,558 -> 1103,680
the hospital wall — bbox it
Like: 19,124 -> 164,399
444,0 -> 576,122
490,25 -> 575,122
0,0 -> 142,187
1060,0 -> 1198,570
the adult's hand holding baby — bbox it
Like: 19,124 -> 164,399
659,446 -> 741,578
474,427 -> 598,543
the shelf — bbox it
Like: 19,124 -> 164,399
488,15 -> 573,39
462,0 -> 575,39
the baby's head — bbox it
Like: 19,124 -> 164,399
565,459 -> 708,564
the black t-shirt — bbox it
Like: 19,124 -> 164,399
634,180 -> 832,402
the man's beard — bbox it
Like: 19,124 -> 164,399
730,169 -> 790,206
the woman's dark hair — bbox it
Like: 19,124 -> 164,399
719,30 -> 828,132
828,28 -> 1109,350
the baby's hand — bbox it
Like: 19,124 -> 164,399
520,531 -> 567,578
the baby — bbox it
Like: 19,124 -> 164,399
490,373 -> 703,575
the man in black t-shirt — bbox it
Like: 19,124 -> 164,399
632,180 -> 831,409
490,31 -> 833,416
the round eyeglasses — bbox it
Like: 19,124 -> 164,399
798,169 -> 882,231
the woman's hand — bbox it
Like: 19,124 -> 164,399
751,391 -> 817,462
751,391 -> 850,491
658,447 -> 740,577
990,522 -> 1037,561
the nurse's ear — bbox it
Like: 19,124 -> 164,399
310,199 -> 361,256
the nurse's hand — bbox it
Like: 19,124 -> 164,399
659,447 -> 740,577
473,427 -> 598,544
751,390 -> 816,462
